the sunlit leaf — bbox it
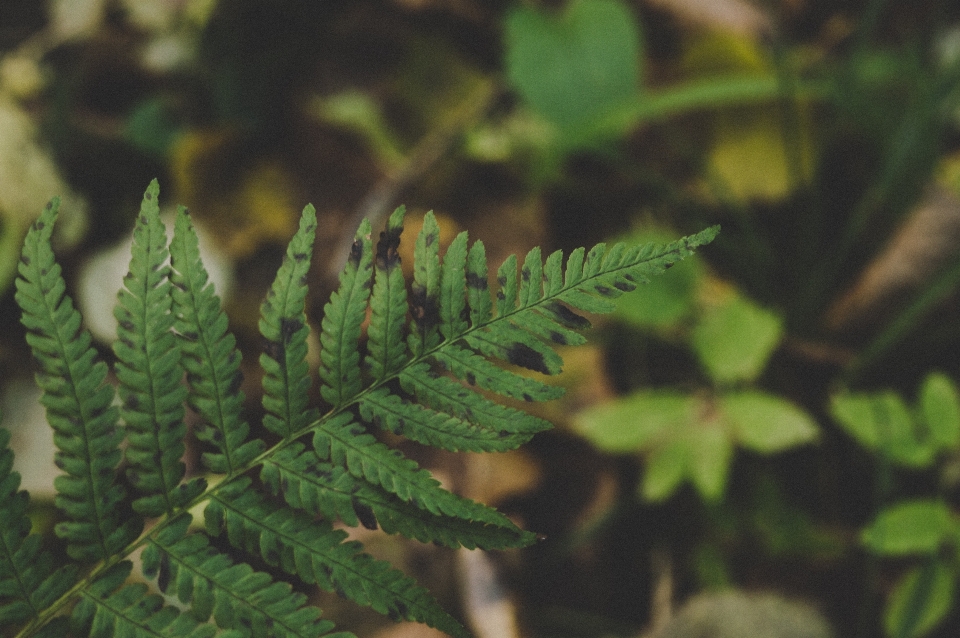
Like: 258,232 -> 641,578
885,561 -> 955,638
692,295 -> 783,385
919,372 -> 960,450
723,391 -> 819,453
861,500 -> 954,556
831,391 -> 935,468
574,390 -> 695,453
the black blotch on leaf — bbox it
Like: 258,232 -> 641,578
19,254 -> 29,266
348,238 -> 364,267
521,267 -> 530,282
544,302 -> 591,329
293,251 -> 308,262
227,370 -> 244,395
549,331 -> 567,345
466,372 -> 476,385
279,317 -> 303,342
594,284 -> 614,297
466,271 -> 487,290
505,343 -> 549,374
156,554 -> 171,591
614,280 -> 636,292
523,393 -> 533,402
376,223 -> 403,270
352,498 -> 378,530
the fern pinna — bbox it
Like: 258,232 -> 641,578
1,180 -> 717,637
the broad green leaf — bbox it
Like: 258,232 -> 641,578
641,439 -> 687,502
723,391 -> 819,453
504,0 -> 641,134
830,391 -> 934,468
885,562 -> 955,638
861,500 -> 953,556
692,295 -> 782,384
919,373 -> 960,450
688,420 -> 733,503
574,390 -> 695,453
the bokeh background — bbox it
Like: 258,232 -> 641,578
4,0 -> 960,636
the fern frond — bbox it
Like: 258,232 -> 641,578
439,231 -> 469,341
72,561 -> 229,638
432,342 -> 565,403
206,479 -> 469,638
313,414 -> 521,530
170,207 -> 263,473
0,428 -> 78,628
319,220 -> 373,407
260,205 -> 320,439
15,199 -> 142,562
143,514 -> 350,638
114,180 -> 204,517
367,206 -> 408,381
261,443 -> 534,549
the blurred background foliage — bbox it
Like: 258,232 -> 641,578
4,0 -> 960,636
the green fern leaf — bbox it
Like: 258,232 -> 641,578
260,204 -> 321,439
143,514 -> 351,638
465,240 -> 491,326
0,428 -> 79,627
206,479 -> 469,638
359,386 -> 523,452
15,199 -> 142,562
170,207 -> 264,473
431,342 -> 565,403
72,561 -> 230,637
398,363 -> 551,438
409,213 -> 442,356
494,253 -> 518,317
114,179 -> 204,517
261,443 -> 533,549
439,231 -> 469,341
313,414 -> 521,530
367,206 -> 409,381
319,220 -> 373,406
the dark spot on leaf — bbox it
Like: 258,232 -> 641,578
299,274 -> 308,286
227,370 -> 244,395
34,220 -> 45,231
424,231 -> 437,247
506,343 -> 548,374
549,331 -> 566,345
466,372 -> 476,385
594,285 -> 614,297
180,331 -> 199,341
293,252 -> 308,262
497,274 -> 507,287
125,394 -> 140,410
280,317 -> 303,342
335,585 -> 347,599
466,271 -> 487,290
348,239 -> 364,267
664,262 -> 674,269
521,267 -> 530,282
499,430 -> 510,438
19,254 -> 29,266
145,192 -> 153,201
614,280 -> 636,292
376,224 -> 403,270
394,602 -> 409,620
139,214 -> 148,225
352,498 -> 378,530
157,554 -> 170,591
544,302 -> 591,329
496,290 -> 505,301
411,285 -> 439,331
263,339 -> 284,364
118,320 -> 135,333
523,393 -> 533,402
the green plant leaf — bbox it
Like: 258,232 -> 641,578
574,389 -> 695,453
831,390 -> 935,468
885,561 -> 955,638
641,439 -> 687,502
692,294 -> 783,385
688,419 -> 733,503
504,0 -> 642,134
919,372 -> 960,450
862,500 -> 954,556
722,391 -> 819,453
